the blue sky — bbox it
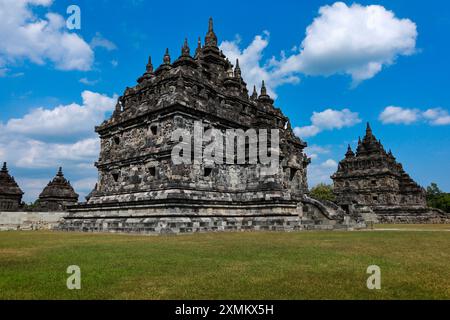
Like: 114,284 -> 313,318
0,0 -> 449,202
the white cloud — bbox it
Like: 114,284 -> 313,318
5,91 -> 117,137
0,0 -> 93,71
423,108 -> 450,126
90,32 -> 117,51
221,2 -> 417,92
308,159 -> 338,187
294,108 -> 362,138
220,32 -> 300,97
0,136 -> 99,169
0,90 -> 116,171
305,145 -> 330,160
379,106 -> 450,126
379,106 -> 419,124
14,178 -> 50,204
282,2 -> 417,85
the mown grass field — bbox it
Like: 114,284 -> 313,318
0,225 -> 449,300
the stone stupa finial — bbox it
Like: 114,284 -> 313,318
204,17 -> 218,47
163,48 -> 171,65
146,56 -> 153,73
260,80 -> 267,96
181,38 -> 190,57
234,59 -> 241,78
195,37 -> 202,57
251,85 -> 258,100
366,122 -> 372,136
345,144 -> 355,157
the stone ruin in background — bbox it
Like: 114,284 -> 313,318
0,162 -> 24,212
35,167 -> 79,212
332,124 -> 449,223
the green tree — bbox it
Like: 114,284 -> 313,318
310,183 -> 336,202
426,183 -> 450,213
426,183 -> 442,196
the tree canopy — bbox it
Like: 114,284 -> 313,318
310,183 -> 336,202
426,183 -> 450,213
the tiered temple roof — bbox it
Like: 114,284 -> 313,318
37,167 -> 78,210
0,162 -> 24,211
332,123 -> 426,210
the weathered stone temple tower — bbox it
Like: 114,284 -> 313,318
36,167 -> 79,212
0,162 -> 24,211
332,124 -> 447,223
60,19 -> 361,233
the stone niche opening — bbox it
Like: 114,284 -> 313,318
290,169 -> 298,181
148,167 -> 156,177
114,136 -> 120,145
112,172 -> 120,182
204,168 -> 212,177
150,124 -> 158,135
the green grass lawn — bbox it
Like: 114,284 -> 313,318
0,226 -> 449,300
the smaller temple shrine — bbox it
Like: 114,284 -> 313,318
36,167 -> 79,211
332,124 -> 447,223
0,162 -> 24,211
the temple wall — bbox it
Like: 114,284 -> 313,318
0,196 -> 22,212
93,113 -> 306,202
0,211 -> 66,231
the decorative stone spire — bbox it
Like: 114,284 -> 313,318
345,145 -> 355,158
181,38 -> 190,57
366,122 -> 373,136
195,37 -> 202,57
146,56 -> 154,73
0,161 -> 24,211
204,17 -> 218,47
251,85 -> 258,100
37,167 -> 79,211
234,59 -> 241,78
258,80 -> 273,104
260,80 -> 267,96
163,48 -> 171,65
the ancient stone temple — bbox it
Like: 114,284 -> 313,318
36,167 -> 79,211
0,162 -> 24,211
60,19 -> 363,233
332,124 -> 447,223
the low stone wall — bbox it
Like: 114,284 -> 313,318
59,198 -> 367,234
0,211 -> 66,231
374,207 -> 450,224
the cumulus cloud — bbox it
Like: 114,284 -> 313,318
292,2 -> 417,84
423,108 -> 450,126
379,106 -> 450,126
0,91 -> 116,170
379,106 -> 419,124
305,145 -> 330,160
308,159 -> 338,187
220,32 -> 300,97
0,0 -> 94,72
5,91 -> 117,137
294,108 -> 362,138
0,90 -> 116,200
220,2 -> 417,93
